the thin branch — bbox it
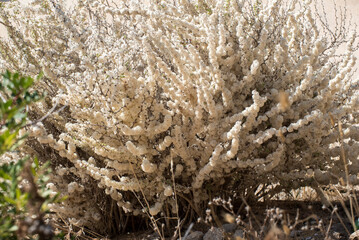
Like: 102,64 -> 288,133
22,103 -> 67,128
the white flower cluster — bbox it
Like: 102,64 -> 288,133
1,0 -> 359,231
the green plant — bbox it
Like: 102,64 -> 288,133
0,70 -> 42,154
0,70 -> 62,240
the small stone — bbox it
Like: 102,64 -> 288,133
234,230 -> 244,238
331,222 -> 351,232
203,227 -> 224,240
185,231 -> 204,240
309,220 -> 317,225
222,223 -> 236,233
147,232 -> 160,240
290,230 -> 302,238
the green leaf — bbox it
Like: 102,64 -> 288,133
41,189 -> 53,198
3,70 -> 11,80
0,169 -> 11,180
30,165 -> 36,177
36,71 -> 44,80
13,111 -> 26,120
0,182 -> 8,191
15,188 -> 21,199
3,195 -> 17,205
22,76 -> 34,90
8,225 -> 18,232
33,156 -> 39,169
56,195 -> 68,203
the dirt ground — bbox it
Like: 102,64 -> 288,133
108,199 -> 356,240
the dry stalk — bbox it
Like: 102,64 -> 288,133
128,162 -> 164,240
170,155 -> 182,240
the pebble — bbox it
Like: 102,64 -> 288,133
290,230 -> 302,238
203,227 -> 224,240
184,231 -> 204,240
234,229 -> 244,238
222,223 -> 237,233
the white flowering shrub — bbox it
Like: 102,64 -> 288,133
1,0 -> 359,235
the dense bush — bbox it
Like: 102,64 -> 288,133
0,0 -> 358,236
